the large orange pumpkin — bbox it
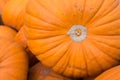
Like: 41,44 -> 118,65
25,0 -> 120,77
0,25 -> 17,39
28,62 -> 72,80
2,0 -> 28,30
0,38 -> 28,80
95,65 -> 120,80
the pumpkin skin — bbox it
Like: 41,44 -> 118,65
0,38 -> 28,80
15,26 -> 39,67
95,65 -> 120,80
28,62 -> 72,80
25,0 -> 120,77
15,26 -> 27,48
2,0 -> 28,30
0,25 -> 17,39
0,0 -> 9,14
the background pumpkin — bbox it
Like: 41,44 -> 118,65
0,38 -> 28,80
28,62 -> 72,80
95,65 -> 120,80
2,0 -> 28,30
15,26 -> 39,67
25,0 -> 120,78
15,25 -> 27,48
0,25 -> 16,39
0,0 -> 9,14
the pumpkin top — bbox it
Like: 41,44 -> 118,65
25,0 -> 120,78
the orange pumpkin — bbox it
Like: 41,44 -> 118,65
0,38 -> 28,80
25,0 -> 120,77
28,62 -> 72,80
95,65 -> 120,80
15,26 -> 39,67
0,0 -> 9,14
0,25 -> 16,39
15,26 -> 27,48
2,0 -> 28,30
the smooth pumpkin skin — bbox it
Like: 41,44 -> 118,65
28,62 -> 72,80
95,65 -> 120,80
0,25 -> 17,39
2,0 -> 28,30
25,0 -> 120,77
0,0 -> 9,14
0,38 -> 28,80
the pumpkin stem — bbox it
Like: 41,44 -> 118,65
67,25 -> 87,42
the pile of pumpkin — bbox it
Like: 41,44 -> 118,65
0,0 -> 120,80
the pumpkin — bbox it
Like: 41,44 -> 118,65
15,26 -> 39,67
25,0 -> 120,77
28,62 -> 72,80
2,0 -> 28,30
15,26 -> 27,48
95,65 -> 120,80
0,25 -> 16,39
0,38 -> 28,80
0,0 -> 9,14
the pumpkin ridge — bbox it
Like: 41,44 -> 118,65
90,36 -> 120,49
90,40 -> 119,62
81,0 -> 86,24
85,0 -> 105,25
36,36 -> 69,56
26,12 -> 66,29
88,3 -> 120,28
87,0 -> 119,26
90,17 -> 120,30
81,43 -> 89,76
26,14 -> 66,30
52,41 -> 72,69
84,41 -> 103,76
37,40 -> 71,66
35,0 -> 69,26
58,43 -> 74,75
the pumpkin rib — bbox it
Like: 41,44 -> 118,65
85,0 -> 105,25
81,0 -> 86,24
90,36 -> 120,49
26,12 -> 66,29
38,40 -> 72,67
26,14 -> 65,30
0,38 -> 28,80
83,41 -> 103,76
88,3 -> 120,28
52,41 -> 72,67
81,43 -> 89,76
90,39 -> 120,61
89,20 -> 120,31
36,0 -> 68,26
90,41 -> 119,62
87,0 -> 119,26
